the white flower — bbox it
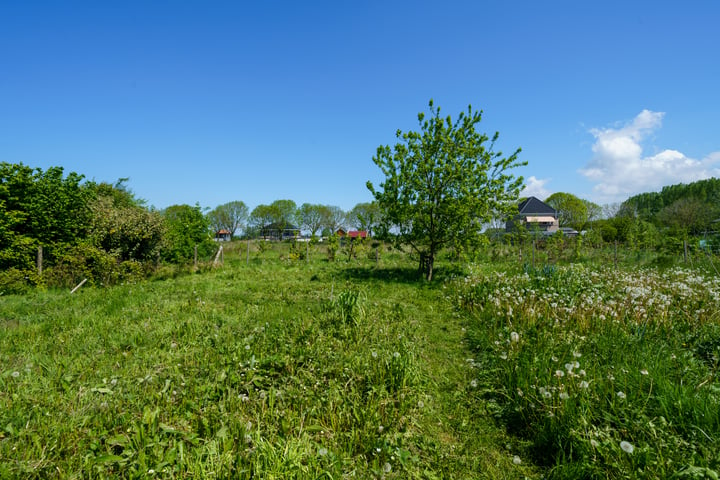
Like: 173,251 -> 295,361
11,371 -> 20,378
620,441 -> 634,453
559,392 -> 570,400
579,381 -> 589,389
616,391 -> 626,400
417,400 -> 424,408
383,462 -> 392,473
318,447 -> 328,456
393,352 -> 400,359
640,369 -> 648,375
470,379 -> 478,388
510,331 -> 520,343
512,455 -> 522,465
573,351 -> 582,358
555,370 -> 564,378
590,439 -> 599,448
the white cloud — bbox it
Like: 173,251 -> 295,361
520,175 -> 551,200
579,110 -> 720,202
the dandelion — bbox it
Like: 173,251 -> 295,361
559,392 -> 570,400
564,363 -> 574,373
573,351 -> 582,358
616,391 -> 626,400
578,369 -> 586,377
470,379 -> 478,388
554,370 -> 564,378
383,462 -> 392,473
512,455 -> 522,465
378,425 -> 384,433
620,441 -> 634,454
11,371 -> 20,378
510,331 -> 520,343
318,447 -> 328,456
244,345 -> 250,350
590,439 -> 599,448
417,400 -> 424,408
579,380 -> 589,389
640,369 -> 648,375
371,351 -> 377,358
393,352 -> 400,359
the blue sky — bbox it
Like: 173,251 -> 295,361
2,1 -> 719,212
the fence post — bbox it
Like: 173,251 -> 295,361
307,240 -> 309,264
194,245 -> 198,268
37,246 -> 43,275
614,241 -> 618,270
247,239 -> 250,265
683,239 -> 688,263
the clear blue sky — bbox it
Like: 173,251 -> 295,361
2,1 -> 719,212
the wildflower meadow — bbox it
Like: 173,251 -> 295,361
1,241 -> 719,478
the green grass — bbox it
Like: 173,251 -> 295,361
3,240 -> 719,478
0,242 -> 533,479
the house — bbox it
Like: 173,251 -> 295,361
261,222 -> 300,241
506,196 -> 559,235
336,229 -> 369,242
214,229 -> 232,242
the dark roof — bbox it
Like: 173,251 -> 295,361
517,197 -> 556,216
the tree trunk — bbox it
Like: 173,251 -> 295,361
419,252 -> 434,281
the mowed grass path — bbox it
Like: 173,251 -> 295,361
0,248 -> 535,479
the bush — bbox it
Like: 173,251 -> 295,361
0,268 -> 43,295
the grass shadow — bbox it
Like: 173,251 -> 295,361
337,263 -> 466,286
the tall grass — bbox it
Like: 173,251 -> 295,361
454,263 -> 720,478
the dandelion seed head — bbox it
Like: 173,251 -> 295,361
383,462 -> 392,473
559,392 -> 570,400
620,441 -> 634,454
512,455 -> 522,465
617,391 -> 626,399
11,371 -> 20,378
579,380 -> 589,389
640,369 -> 648,375
510,331 -> 520,343
555,370 -> 564,378
318,447 -> 328,456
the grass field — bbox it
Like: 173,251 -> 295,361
1,241 -> 719,478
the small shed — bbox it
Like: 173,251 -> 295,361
215,229 -> 232,242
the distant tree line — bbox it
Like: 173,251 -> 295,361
205,199 -> 385,240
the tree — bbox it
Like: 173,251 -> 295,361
657,197 -> 715,236
161,204 -> 213,263
207,201 -> 249,238
367,100 -> 525,280
322,205 -> 346,234
297,203 -> 328,237
346,202 -> 383,236
545,192 -> 589,230
269,199 -> 297,227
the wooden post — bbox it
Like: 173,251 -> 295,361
37,246 -> 43,275
194,245 -> 198,268
376,247 -> 379,265
683,239 -> 688,263
247,239 -> 250,265
614,241 -> 618,270
70,278 -> 87,294
306,240 -> 309,264
532,241 -> 536,268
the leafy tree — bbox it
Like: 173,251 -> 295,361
367,100 -> 525,280
322,205 -> 346,234
545,192 -> 589,230
297,203 -> 328,237
206,201 -> 249,238
346,202 -> 382,236
249,204 -> 276,231
657,197 -> 715,236
161,204 -> 213,263
270,199 -> 297,226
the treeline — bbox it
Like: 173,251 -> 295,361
0,163 -> 214,293
206,199 -> 384,240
